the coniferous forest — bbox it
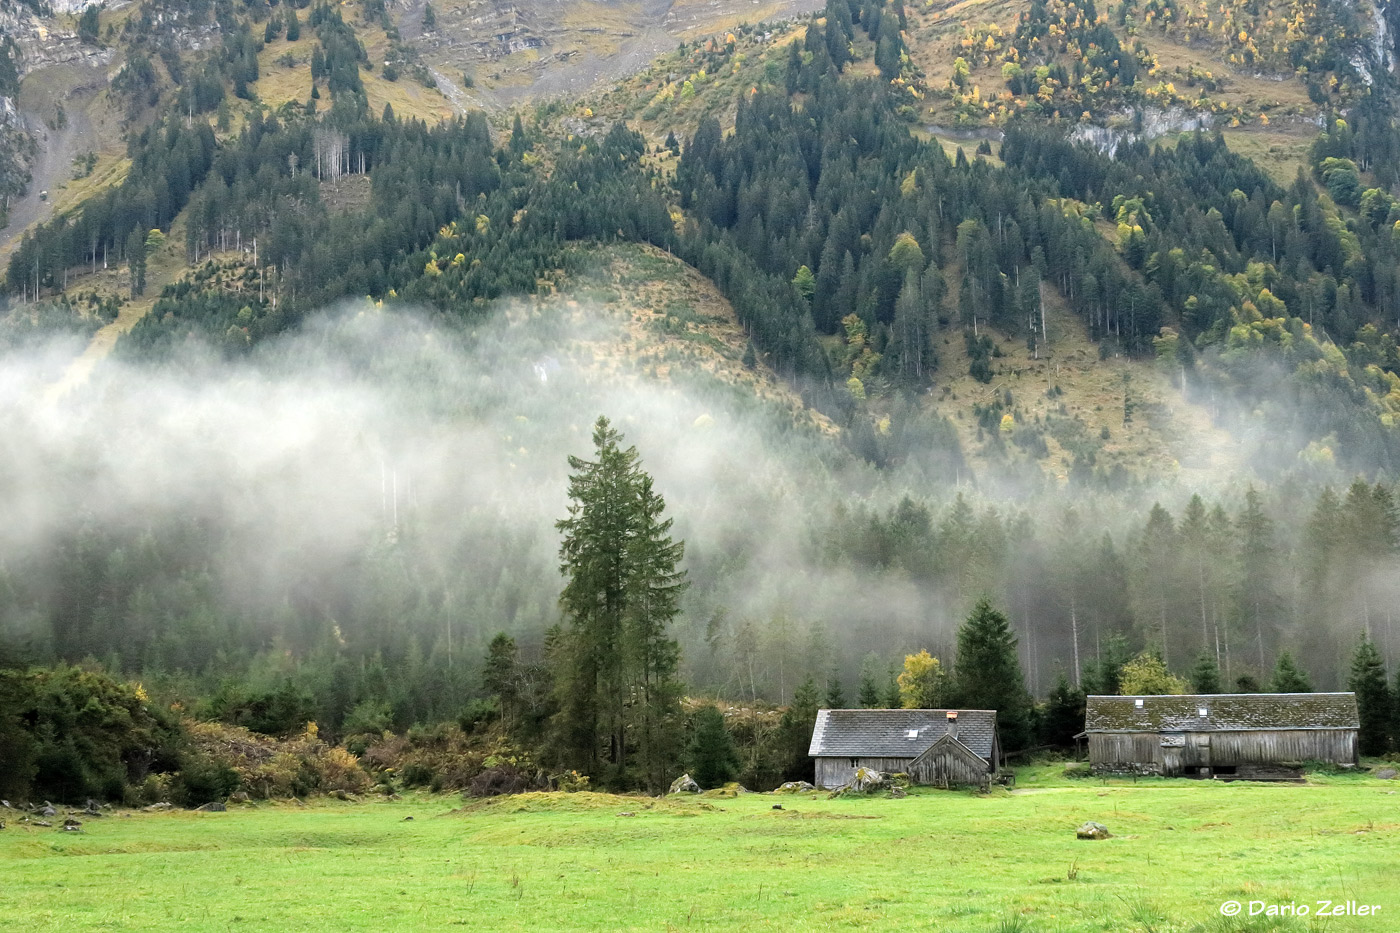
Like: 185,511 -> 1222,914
6,0 -> 1400,804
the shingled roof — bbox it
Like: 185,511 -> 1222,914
1084,693 -> 1359,733
808,709 -> 998,761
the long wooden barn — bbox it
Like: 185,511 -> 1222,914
1084,693 -> 1359,778
808,709 -> 1001,790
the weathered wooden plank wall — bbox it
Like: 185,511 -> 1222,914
907,747 -> 989,789
1088,734 -> 1162,770
814,757 -> 915,789
1209,730 -> 1357,764
1090,729 -> 1358,775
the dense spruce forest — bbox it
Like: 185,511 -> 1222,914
6,0 -> 1400,803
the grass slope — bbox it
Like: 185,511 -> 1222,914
39,214 -> 193,402
2,765 -> 1396,931
920,289 -> 1241,483
559,243 -> 835,434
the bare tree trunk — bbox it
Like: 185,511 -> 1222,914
1069,595 -> 1081,687
1039,280 -> 1047,357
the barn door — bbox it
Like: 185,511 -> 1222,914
1187,733 -> 1212,768
1160,733 -> 1185,776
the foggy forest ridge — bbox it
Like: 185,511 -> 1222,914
0,293 -> 1392,716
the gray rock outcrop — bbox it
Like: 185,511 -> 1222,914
669,774 -> 700,794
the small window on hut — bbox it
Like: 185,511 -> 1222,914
1197,707 -> 1208,717
1134,699 -> 1144,708
906,730 -> 919,740
850,758 -> 858,767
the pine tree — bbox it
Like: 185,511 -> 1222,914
883,668 -> 902,709
1348,637 -> 1392,756
792,265 -> 816,305
1039,670 -> 1085,748
483,632 -> 519,729
777,676 -> 819,781
624,472 -> 688,792
687,705 -> 738,788
1189,651 -> 1221,693
950,599 -> 1032,750
824,671 -> 846,708
553,416 -> 688,789
1394,666 -> 1400,753
125,227 -> 146,298
1132,503 -> 1180,666
742,341 -> 758,370
1270,651 -> 1313,693
77,4 -> 100,44
858,652 -> 884,708
1236,486 -> 1279,673
1081,632 -> 1131,696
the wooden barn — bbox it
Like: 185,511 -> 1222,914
808,709 -> 1001,790
1084,693 -> 1359,778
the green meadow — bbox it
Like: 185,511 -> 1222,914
1,766 -> 1396,932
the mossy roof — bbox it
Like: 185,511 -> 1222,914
1084,693 -> 1359,733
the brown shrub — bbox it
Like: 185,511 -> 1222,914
184,720 -> 370,799
361,723 -> 534,792
467,764 -> 533,798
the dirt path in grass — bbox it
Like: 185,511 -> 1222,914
42,295 -> 152,404
41,231 -> 191,403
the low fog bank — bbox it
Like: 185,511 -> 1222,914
0,301 -> 1393,699
0,303 -> 964,690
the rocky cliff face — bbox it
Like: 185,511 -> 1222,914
1068,107 -> 1215,157
0,0 -> 117,232
0,1 -> 116,78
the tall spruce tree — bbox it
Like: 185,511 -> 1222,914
126,228 -> 146,298
483,632 -> 519,730
1189,651 -> 1222,693
1236,487 -> 1280,673
1348,637 -> 1392,757
824,671 -> 846,708
777,676 -> 820,781
624,472 -> 688,792
553,416 -> 688,790
1081,632 -> 1132,696
687,705 -> 738,788
951,598 -> 1032,751
858,652 -> 885,708
1270,651 -> 1313,693
1039,670 -> 1086,748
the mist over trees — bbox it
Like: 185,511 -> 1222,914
9,0 -> 1400,799
1,307 -> 1399,754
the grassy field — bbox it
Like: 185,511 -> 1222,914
2,765 -> 1396,931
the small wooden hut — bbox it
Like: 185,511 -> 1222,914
1083,693 -> 1359,779
808,709 -> 1001,790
